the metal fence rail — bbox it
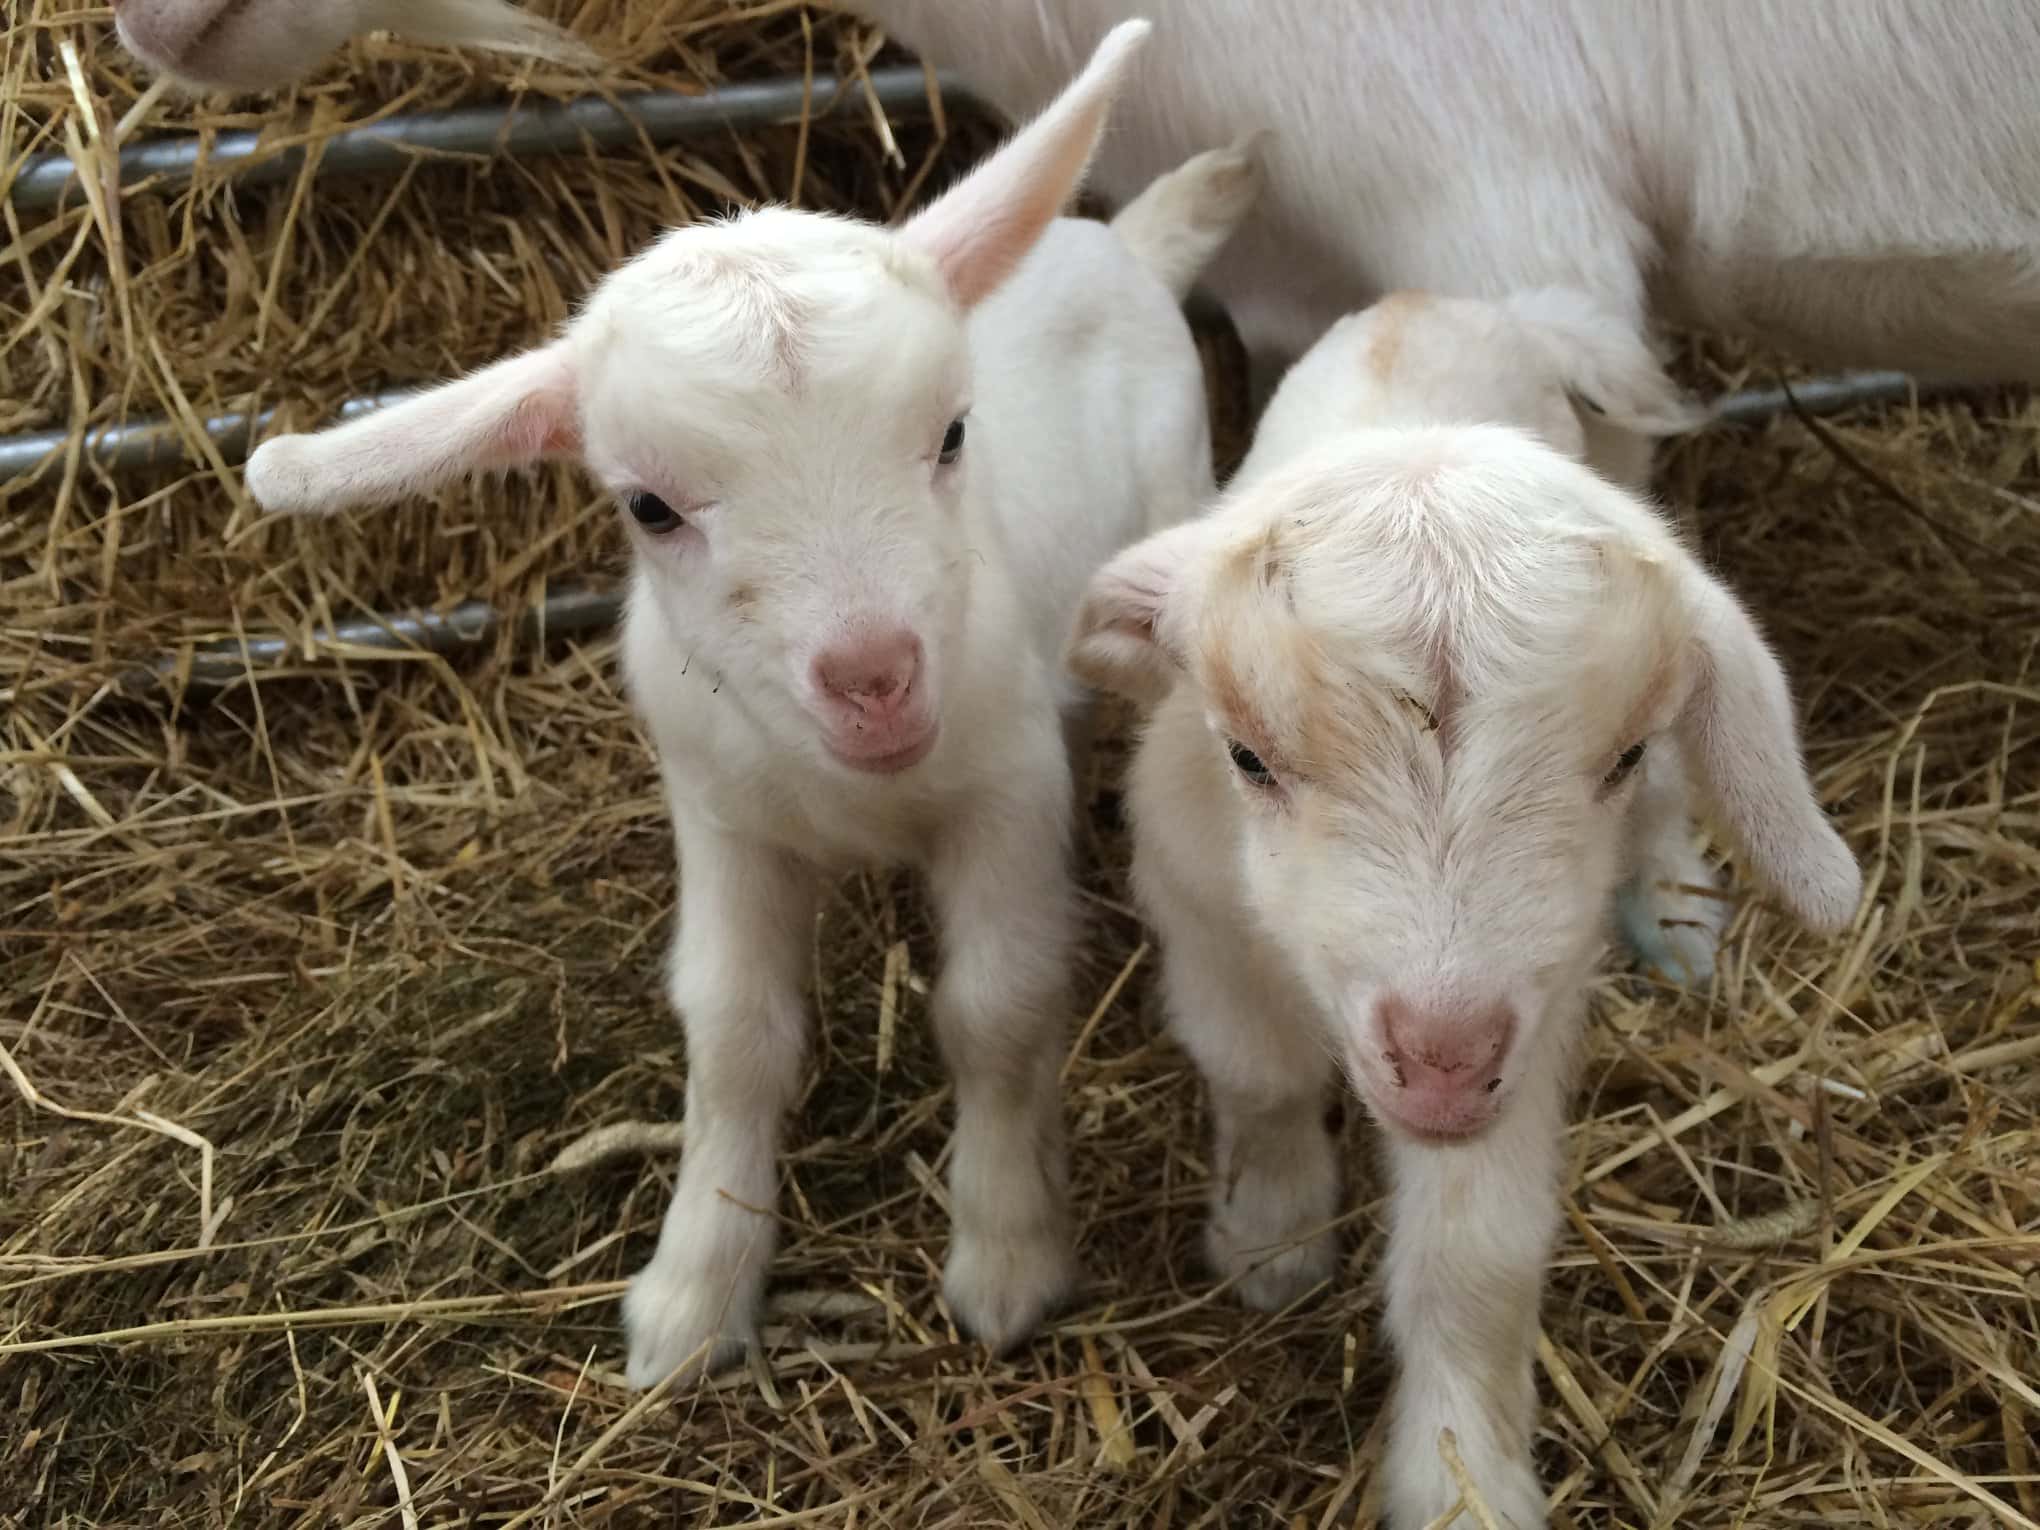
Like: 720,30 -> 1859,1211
116,586 -> 622,698
11,67 -> 976,213
4,368 -> 1981,487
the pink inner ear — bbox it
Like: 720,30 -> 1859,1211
903,150 -> 1094,309
245,340 -> 586,517
897,21 -> 1145,308
502,382 -> 582,460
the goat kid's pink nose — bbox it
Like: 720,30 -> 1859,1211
1378,994 -> 1517,1097
811,632 -> 923,717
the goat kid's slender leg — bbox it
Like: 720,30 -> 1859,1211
925,773 -> 1081,1353
622,812 -> 817,1388
1379,1053 -> 1567,1530
1144,873 -> 1341,1309
1615,737 -> 1729,988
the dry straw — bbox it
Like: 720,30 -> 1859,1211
3,2 -> 2038,1526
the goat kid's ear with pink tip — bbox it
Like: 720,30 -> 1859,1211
242,19 -> 1155,521
893,18 -> 1154,308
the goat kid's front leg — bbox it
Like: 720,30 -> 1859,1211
1380,1057 -> 1566,1530
925,775 -> 1081,1353
1144,877 -> 1340,1309
622,813 -> 817,1389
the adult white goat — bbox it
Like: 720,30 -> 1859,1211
1066,291 -> 1862,1529
242,21 -> 1263,1386
109,0 -> 2040,395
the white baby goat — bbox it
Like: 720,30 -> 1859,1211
243,20 -> 1262,1386
1067,292 -> 1862,1529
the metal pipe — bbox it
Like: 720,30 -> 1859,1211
1708,370 -> 1962,425
0,387 -> 423,483
6,364 -> 1999,487
12,66 -> 979,214
119,584 -> 622,698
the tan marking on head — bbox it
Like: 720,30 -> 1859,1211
1363,290 -> 1435,385
1196,529 -> 1427,790
726,582 -> 758,618
1197,519 -> 1302,769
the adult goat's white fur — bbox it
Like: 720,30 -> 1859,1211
112,0 -> 2040,394
1067,291 -> 1862,1529
244,22 -> 1263,1385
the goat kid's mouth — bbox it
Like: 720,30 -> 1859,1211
827,723 -> 940,775
1353,1081 -> 1503,1144
1343,1045 -> 1508,1144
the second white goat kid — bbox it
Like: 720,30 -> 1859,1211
1067,293 -> 1862,1529
243,20 -> 1260,1387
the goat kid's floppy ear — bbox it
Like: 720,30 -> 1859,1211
245,343 -> 581,517
899,18 -> 1152,308
1675,569 -> 1862,934
1508,287 -> 1709,437
1066,515 -> 1211,705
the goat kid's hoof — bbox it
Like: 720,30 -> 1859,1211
1615,872 -> 1727,990
620,1265 -> 754,1390
1390,1457 -> 1546,1530
942,1225 -> 1077,1354
1207,1216 -> 1339,1312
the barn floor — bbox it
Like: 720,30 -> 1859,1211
4,4 -> 2038,1527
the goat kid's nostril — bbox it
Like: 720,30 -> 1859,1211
812,632 -> 923,715
1376,992 -> 1517,1094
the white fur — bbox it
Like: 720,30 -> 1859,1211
243,24 -> 1262,1386
1067,293 -> 1861,1529
112,0 -> 2040,389
863,0 -> 2040,401
112,0 -> 594,92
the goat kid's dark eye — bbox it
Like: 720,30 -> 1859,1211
938,418 -> 966,465
1604,740 -> 1647,786
1228,739 -> 1276,787
627,491 -> 685,534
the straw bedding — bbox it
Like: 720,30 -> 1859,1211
3,3 -> 2037,1525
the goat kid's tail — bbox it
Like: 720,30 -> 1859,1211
1109,134 -> 1267,302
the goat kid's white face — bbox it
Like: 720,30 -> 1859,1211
243,21 -> 1153,775
581,222 -> 975,776
1072,427 -> 1861,1141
